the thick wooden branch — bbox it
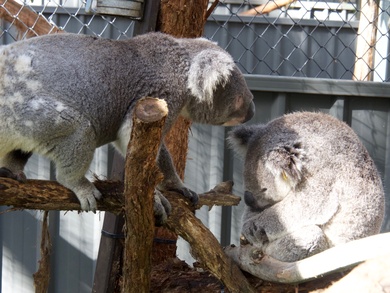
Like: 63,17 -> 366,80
314,253 -> 390,293
224,232 -> 390,284
121,97 -> 168,293
164,192 -> 256,293
0,179 -> 240,212
0,176 -> 250,292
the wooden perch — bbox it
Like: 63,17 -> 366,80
164,191 -> 256,293
0,176 -> 250,292
314,253 -> 390,293
0,0 -> 63,38
121,97 -> 168,293
0,178 -> 241,213
224,232 -> 390,284
240,0 -> 296,16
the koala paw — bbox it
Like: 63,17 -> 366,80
75,186 -> 102,213
241,220 -> 269,246
166,186 -> 199,206
154,190 -> 172,226
0,167 -> 27,182
173,187 -> 199,205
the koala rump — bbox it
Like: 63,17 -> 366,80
229,112 -> 385,262
0,32 -> 254,221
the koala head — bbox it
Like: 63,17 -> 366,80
180,40 -> 255,126
228,122 -> 305,209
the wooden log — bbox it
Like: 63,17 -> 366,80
224,232 -> 390,284
120,97 -> 168,293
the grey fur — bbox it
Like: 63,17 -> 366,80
228,112 -> 385,262
0,32 -> 255,215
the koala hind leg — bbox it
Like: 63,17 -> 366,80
0,150 -> 32,182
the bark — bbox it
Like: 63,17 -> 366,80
0,0 -> 62,38
0,179 -> 241,213
224,232 -> 390,284
120,97 -> 168,293
0,176 -> 254,292
164,192 -> 256,293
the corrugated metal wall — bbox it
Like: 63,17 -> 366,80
0,9 -> 389,293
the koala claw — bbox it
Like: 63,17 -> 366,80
154,190 -> 172,226
0,167 -> 27,183
170,187 -> 199,205
240,235 -> 250,245
77,188 -> 102,213
242,221 -> 269,246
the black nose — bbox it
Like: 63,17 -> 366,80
244,101 -> 255,123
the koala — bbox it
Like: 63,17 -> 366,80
228,112 -> 385,262
0,32 -> 255,220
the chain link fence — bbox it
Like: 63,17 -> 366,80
0,0 -> 388,81
206,0 -> 389,81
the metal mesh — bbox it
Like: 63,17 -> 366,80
206,0 -> 390,81
0,0 -> 134,42
0,0 -> 388,81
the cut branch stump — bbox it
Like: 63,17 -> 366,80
121,97 -> 168,293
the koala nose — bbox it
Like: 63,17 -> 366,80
243,101 -> 255,123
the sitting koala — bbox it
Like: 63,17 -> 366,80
228,112 -> 385,262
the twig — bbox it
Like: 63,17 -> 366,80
240,0 -> 296,16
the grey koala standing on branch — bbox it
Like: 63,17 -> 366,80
0,32 -> 255,219
228,112 -> 385,262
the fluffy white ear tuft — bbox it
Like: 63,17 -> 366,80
187,49 -> 234,104
227,125 -> 256,158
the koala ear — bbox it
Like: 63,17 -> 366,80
227,125 -> 257,157
187,49 -> 234,104
265,143 -> 305,188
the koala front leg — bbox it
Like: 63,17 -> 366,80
263,226 -> 330,262
157,143 -> 198,205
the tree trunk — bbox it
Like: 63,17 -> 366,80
152,0 -> 210,264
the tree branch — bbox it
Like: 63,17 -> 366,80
0,178 -> 241,213
121,97 -> 168,293
0,175 -> 251,292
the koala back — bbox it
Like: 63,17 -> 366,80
229,112 -> 385,260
